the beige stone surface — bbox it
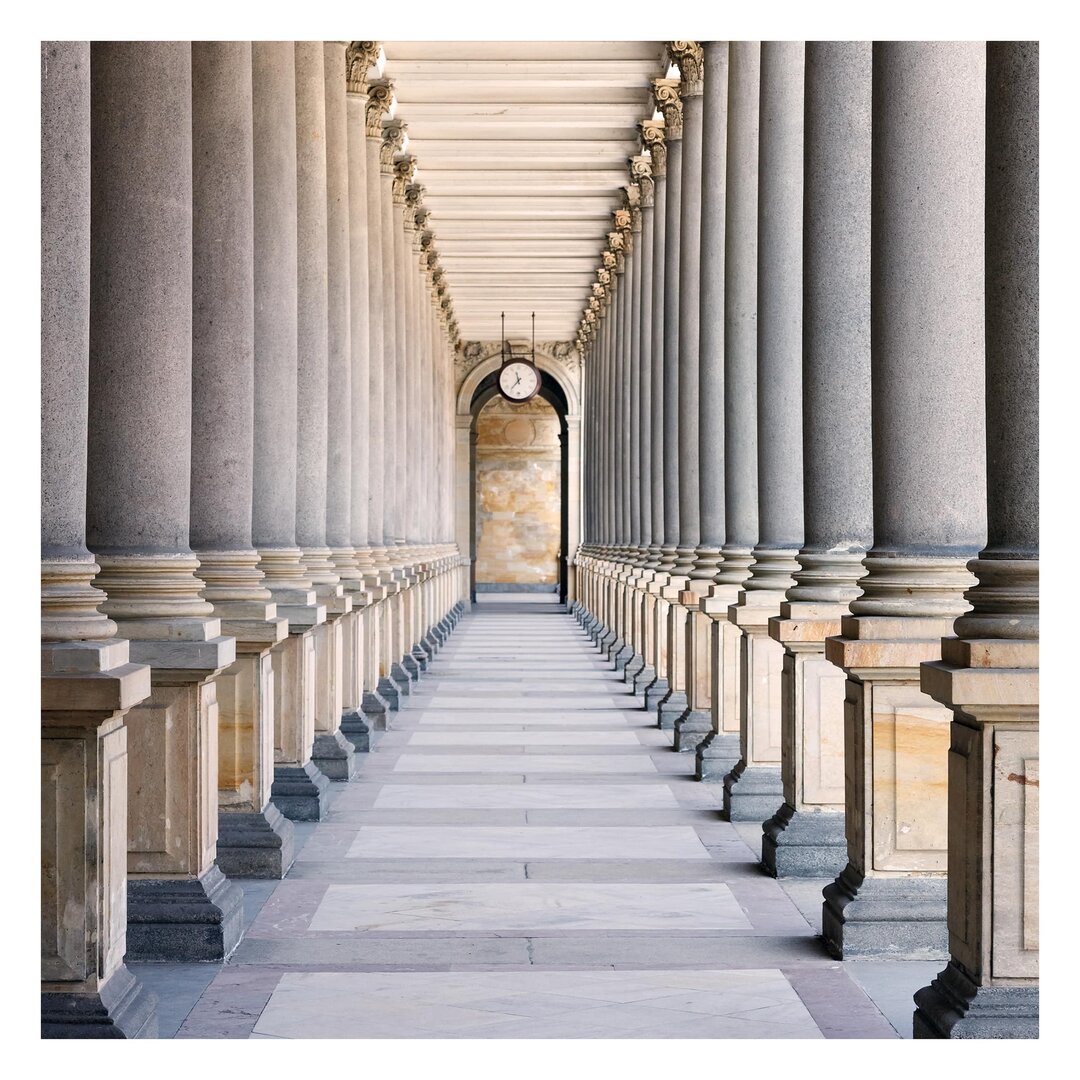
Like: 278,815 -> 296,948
475,395 -> 561,586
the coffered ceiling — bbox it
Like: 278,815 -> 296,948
381,41 -> 668,344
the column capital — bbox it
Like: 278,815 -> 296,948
345,40 -> 381,95
365,80 -> 393,137
652,78 -> 683,139
640,119 -> 667,176
383,124 -> 409,175
621,185 -> 642,231
668,41 -> 704,96
629,154 -> 654,207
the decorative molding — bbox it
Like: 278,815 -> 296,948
652,78 -> 683,140
365,81 -> 393,137
629,155 -> 654,208
640,119 -> 667,177
391,153 -> 415,201
345,41 -> 381,96
453,338 -> 581,387
668,41 -> 704,96
380,119 -> 407,172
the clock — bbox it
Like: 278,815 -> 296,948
498,358 -> 541,403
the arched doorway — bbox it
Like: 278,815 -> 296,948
466,370 -> 570,603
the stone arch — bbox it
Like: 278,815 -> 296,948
455,347 -> 581,419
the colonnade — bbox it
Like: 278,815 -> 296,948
574,41 -> 1038,1038
41,40 -> 467,1036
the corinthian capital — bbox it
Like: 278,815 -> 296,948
668,41 -> 704,95
640,119 -> 666,177
629,155 -> 654,207
381,120 -> 407,173
391,155 -> 416,202
365,80 -> 393,137
652,78 -> 683,139
346,41 -> 382,95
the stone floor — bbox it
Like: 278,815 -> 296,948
134,596 -> 936,1040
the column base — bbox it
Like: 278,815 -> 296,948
126,864 -> 244,963
672,710 -> 712,753
340,707 -> 371,753
695,731 -> 741,782
42,965 -> 158,1040
377,675 -> 402,711
623,653 -> 646,683
271,760 -> 331,821
611,641 -> 634,670
390,660 -> 415,692
311,730 -> 358,781
216,803 -> 296,879
421,633 -> 439,657
822,863 -> 948,960
656,689 -> 687,730
643,676 -> 670,711
723,762 -> 784,821
913,962 -> 1038,1039
631,664 -> 656,695
402,652 -> 424,678
362,690 -> 390,730
761,803 -> 846,878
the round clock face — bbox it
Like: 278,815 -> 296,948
498,360 -> 540,402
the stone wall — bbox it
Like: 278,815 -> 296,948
475,395 -> 561,587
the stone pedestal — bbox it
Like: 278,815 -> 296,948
822,613 -> 957,959
41,640 -> 156,1038
673,583 -> 712,751
695,581 -> 745,782
762,601 -> 848,876
656,578 -> 689,727
723,587 -> 787,819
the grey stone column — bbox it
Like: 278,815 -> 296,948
763,41 -> 872,878
915,41 -> 1039,1039
823,42 -> 987,961
627,197 -> 643,563
380,119 -> 405,558
618,222 -> 634,561
634,158 -> 654,564
294,42 -> 343,601
640,119 -> 669,705
723,41 -> 804,818
673,44 -> 704,581
190,41 -> 293,880
392,160 -> 410,553
364,85 -> 391,567
323,42 -> 360,590
40,39 -> 155,1039
295,41 -> 354,783
696,42 -> 759,783
251,43 -> 330,824
643,121 -> 666,571
87,41 -> 240,963
658,80 -> 682,574
681,41 -> 729,750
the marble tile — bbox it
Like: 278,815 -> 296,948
417,712 -> 639,727
309,882 -> 752,932
406,731 -> 642,747
345,825 -> 712,860
428,695 -> 628,709
392,753 -> 658,774
372,783 -> 680,809
252,969 -> 822,1039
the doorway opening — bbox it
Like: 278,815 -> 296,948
469,370 -> 569,604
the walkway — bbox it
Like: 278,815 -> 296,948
141,598 -> 926,1039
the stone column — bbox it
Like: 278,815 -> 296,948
685,42 -> 730,754
668,42 -> 714,751
696,43 -> 760,783
341,41 -> 381,752
914,41 -> 1039,1039
87,41 -> 240,962
654,77 -> 688,727
251,43 -> 329,823
190,41 -> 293,881
640,120 -> 670,705
822,42 -> 987,960
761,42 -> 872,877
41,40 -> 155,1038
295,41 -> 355,783
723,42 -> 804,819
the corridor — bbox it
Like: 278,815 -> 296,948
143,598 -> 912,1040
